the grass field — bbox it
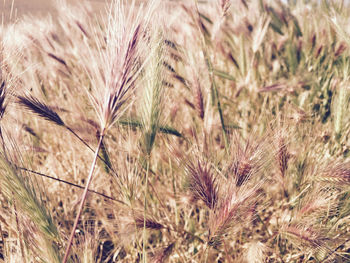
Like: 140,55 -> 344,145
1,0 -> 350,262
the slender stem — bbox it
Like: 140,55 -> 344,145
19,167 -> 125,204
97,243 -> 104,263
65,127 -> 95,153
142,159 -> 150,263
170,158 -> 178,226
223,240 -> 233,263
140,161 -> 167,211
62,134 -> 104,263
65,126 -> 117,173
13,201 -> 27,263
320,237 -> 350,262
202,243 -> 209,263
148,177 -> 167,210
277,235 -> 286,263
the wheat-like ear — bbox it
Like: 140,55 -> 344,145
134,215 -> 164,230
280,224 -> 332,253
18,95 -> 65,126
150,242 -> 175,263
227,132 -> 270,187
208,183 -> 258,247
185,159 -> 218,210
18,95 -> 121,179
63,3 -> 162,262
84,0 -> 161,134
316,161 -> 350,185
139,30 -> 165,157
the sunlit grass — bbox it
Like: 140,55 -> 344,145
1,0 -> 350,262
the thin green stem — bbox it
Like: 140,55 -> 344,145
143,159 -> 150,263
65,126 -> 119,177
62,134 -> 104,263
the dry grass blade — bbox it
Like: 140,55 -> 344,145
18,95 -> 64,126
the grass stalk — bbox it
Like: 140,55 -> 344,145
202,242 -> 209,263
62,133 -> 104,263
142,159 -> 150,263
170,157 -> 179,226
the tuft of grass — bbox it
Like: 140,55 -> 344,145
0,139 -> 61,263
